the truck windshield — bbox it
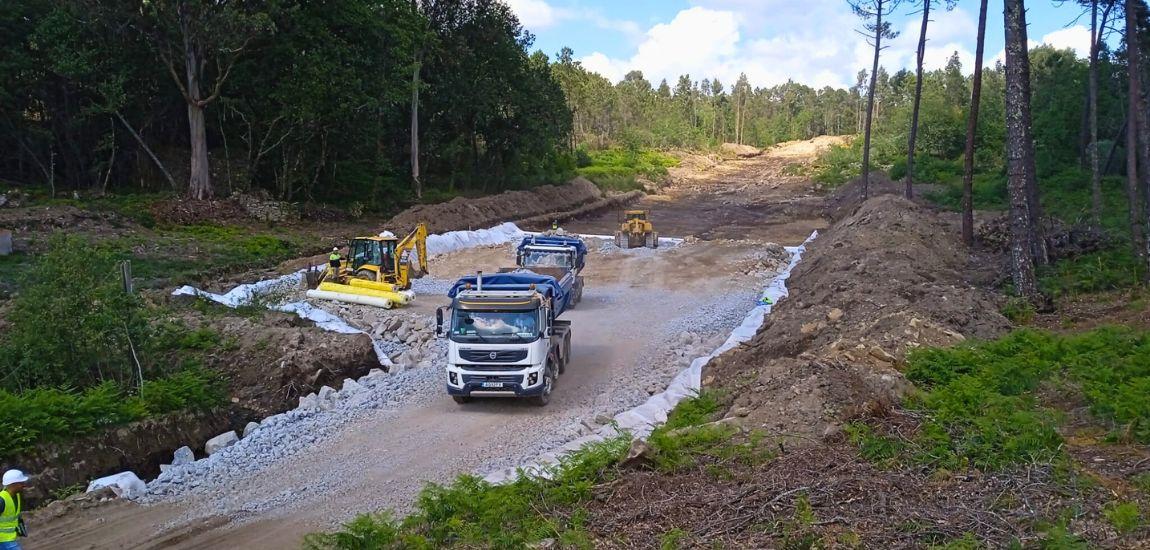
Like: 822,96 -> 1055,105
522,250 -> 572,268
452,310 -> 539,342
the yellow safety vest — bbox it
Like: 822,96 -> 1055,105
0,489 -> 20,542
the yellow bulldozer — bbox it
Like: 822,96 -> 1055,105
303,223 -> 428,308
614,209 -> 658,249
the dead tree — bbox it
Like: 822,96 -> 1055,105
850,0 -> 903,200
962,0 -> 989,246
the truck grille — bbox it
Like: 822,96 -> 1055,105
459,364 -> 527,372
462,374 -> 523,384
460,349 -> 528,363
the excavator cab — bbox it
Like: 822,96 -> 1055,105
349,237 -> 398,279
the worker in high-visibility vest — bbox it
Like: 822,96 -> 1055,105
0,469 -> 29,549
328,247 -> 343,276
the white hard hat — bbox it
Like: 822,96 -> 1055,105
332,247 -> 339,251
3,470 -> 29,486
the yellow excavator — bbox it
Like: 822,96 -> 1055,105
304,223 -> 428,308
615,210 -> 658,249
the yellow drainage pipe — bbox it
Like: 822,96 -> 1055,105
305,289 -> 394,309
317,281 -> 414,305
346,278 -> 399,292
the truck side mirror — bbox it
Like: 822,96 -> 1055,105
435,307 -> 444,338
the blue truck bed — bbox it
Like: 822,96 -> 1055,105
448,272 -> 572,316
517,235 -> 588,271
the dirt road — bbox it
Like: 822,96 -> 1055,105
550,137 -> 843,244
25,140 -> 831,549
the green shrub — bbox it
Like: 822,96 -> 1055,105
0,369 -> 224,461
1103,501 -> 1142,534
1038,248 -> 1146,297
851,328 -> 1150,471
1000,297 -> 1037,324
303,436 -> 630,549
812,142 -> 861,187
0,234 -> 147,390
576,148 -> 678,191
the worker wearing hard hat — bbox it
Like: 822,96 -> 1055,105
328,246 -> 343,275
0,469 -> 29,549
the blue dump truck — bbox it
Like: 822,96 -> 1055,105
437,271 -> 573,406
509,234 -> 587,307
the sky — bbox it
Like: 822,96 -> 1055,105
504,0 -> 1107,90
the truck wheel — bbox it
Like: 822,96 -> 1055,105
649,232 -> 659,249
453,395 -> 472,404
531,367 -> 554,407
614,231 -> 623,248
563,337 -> 572,371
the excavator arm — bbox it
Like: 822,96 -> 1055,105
394,222 -> 429,289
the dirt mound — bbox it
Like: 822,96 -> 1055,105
387,177 -> 603,233
720,143 -> 762,158
149,198 -> 251,225
196,310 -> 380,415
823,173 -> 944,221
703,195 -> 1011,439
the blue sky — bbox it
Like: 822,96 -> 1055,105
506,0 -> 1105,89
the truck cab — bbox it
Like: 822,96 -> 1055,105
437,273 -> 572,406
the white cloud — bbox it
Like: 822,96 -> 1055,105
505,0 -> 560,30
577,2 -> 994,90
1041,25 -> 1092,57
990,25 -> 1090,67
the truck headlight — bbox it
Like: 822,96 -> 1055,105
527,372 -> 538,385
449,372 -> 458,385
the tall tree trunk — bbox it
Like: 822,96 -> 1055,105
187,103 -> 211,200
1003,0 -> 1041,302
1126,0 -> 1148,260
861,3 -> 884,201
1089,0 -> 1104,227
182,12 -> 212,200
906,0 -> 931,199
1015,0 -> 1047,265
411,54 -> 423,200
962,0 -> 989,246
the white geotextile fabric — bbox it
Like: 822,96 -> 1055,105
87,471 -> 147,499
169,223 -> 545,366
483,230 -> 818,484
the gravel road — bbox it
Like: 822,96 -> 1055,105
26,237 -> 786,550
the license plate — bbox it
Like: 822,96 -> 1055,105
482,382 -> 504,388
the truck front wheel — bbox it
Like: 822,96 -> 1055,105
531,366 -> 555,407
452,395 -> 472,404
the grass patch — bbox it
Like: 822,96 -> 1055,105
305,392 -> 772,549
577,147 -> 678,192
850,327 -> 1150,471
303,435 -> 629,549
